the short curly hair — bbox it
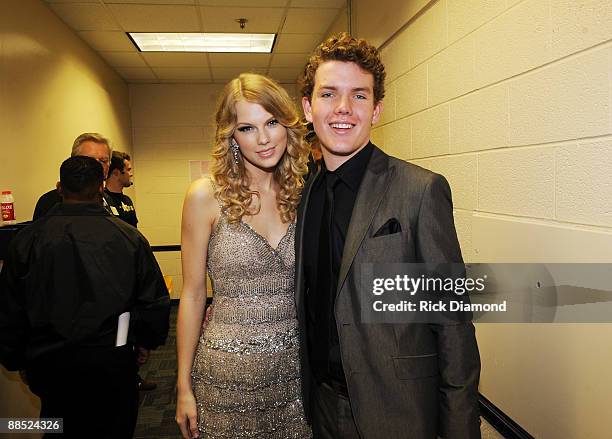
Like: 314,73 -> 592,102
300,32 -> 386,103
108,151 -> 130,175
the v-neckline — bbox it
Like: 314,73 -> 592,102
240,219 -> 294,253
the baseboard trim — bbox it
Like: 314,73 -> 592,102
479,393 -> 534,439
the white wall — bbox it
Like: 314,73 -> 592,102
354,0 -> 612,437
129,83 -> 220,299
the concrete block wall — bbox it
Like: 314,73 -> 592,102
130,84 -> 220,299
370,0 -> 612,263
359,0 -> 612,437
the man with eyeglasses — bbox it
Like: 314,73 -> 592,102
32,133 -> 111,220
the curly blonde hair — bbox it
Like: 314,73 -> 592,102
211,73 -> 309,224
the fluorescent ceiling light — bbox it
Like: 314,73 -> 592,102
128,33 -> 276,53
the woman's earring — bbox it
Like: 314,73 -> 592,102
230,138 -> 240,164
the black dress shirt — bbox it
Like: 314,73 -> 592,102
0,202 -> 170,371
304,142 -> 374,393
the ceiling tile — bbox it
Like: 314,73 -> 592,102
208,53 -> 270,68
127,78 -> 158,83
198,0 -> 288,6
152,67 -> 212,80
99,51 -> 147,67
142,52 -> 208,67
78,31 -> 136,51
270,53 -> 308,68
116,67 -> 157,80
274,33 -> 322,53
48,3 -> 121,31
211,67 -> 267,81
268,67 -> 302,82
48,1 -> 342,84
108,4 -> 200,32
200,7 -> 284,33
289,0 -> 345,7
282,8 -> 337,34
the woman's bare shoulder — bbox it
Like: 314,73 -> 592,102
186,177 -> 216,203
183,177 -> 219,221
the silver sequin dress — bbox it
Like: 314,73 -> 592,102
191,215 -> 312,439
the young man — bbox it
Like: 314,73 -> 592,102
296,33 -> 481,439
0,156 -> 170,437
104,151 -> 158,391
104,151 -> 138,228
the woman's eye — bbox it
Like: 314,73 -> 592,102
267,119 -> 279,126
237,126 -> 253,132
320,92 -> 333,98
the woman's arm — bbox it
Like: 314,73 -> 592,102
175,178 -> 218,439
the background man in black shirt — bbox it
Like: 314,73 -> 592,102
0,156 -> 170,438
104,150 -> 158,391
104,151 -> 138,228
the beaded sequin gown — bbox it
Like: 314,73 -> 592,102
191,215 -> 312,439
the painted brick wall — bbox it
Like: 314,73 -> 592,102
372,0 -> 612,262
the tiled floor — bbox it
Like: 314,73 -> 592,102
135,305 -> 505,439
482,418 -> 505,439
135,306 -> 179,439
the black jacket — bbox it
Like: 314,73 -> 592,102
32,189 -> 61,221
0,202 -> 170,371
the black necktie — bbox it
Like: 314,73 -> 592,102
326,173 -> 341,272
313,172 -> 340,376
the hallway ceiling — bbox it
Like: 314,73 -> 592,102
44,0 -> 346,84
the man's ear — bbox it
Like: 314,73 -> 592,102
371,100 -> 383,125
56,181 -> 62,197
98,183 -> 104,195
302,96 -> 313,123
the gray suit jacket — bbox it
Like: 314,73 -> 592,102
295,146 -> 481,439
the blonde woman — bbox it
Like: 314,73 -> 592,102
176,73 -> 312,439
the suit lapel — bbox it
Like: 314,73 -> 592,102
336,147 -> 392,297
295,167 -> 320,314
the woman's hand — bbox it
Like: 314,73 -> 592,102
202,304 -> 213,329
176,389 -> 199,438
